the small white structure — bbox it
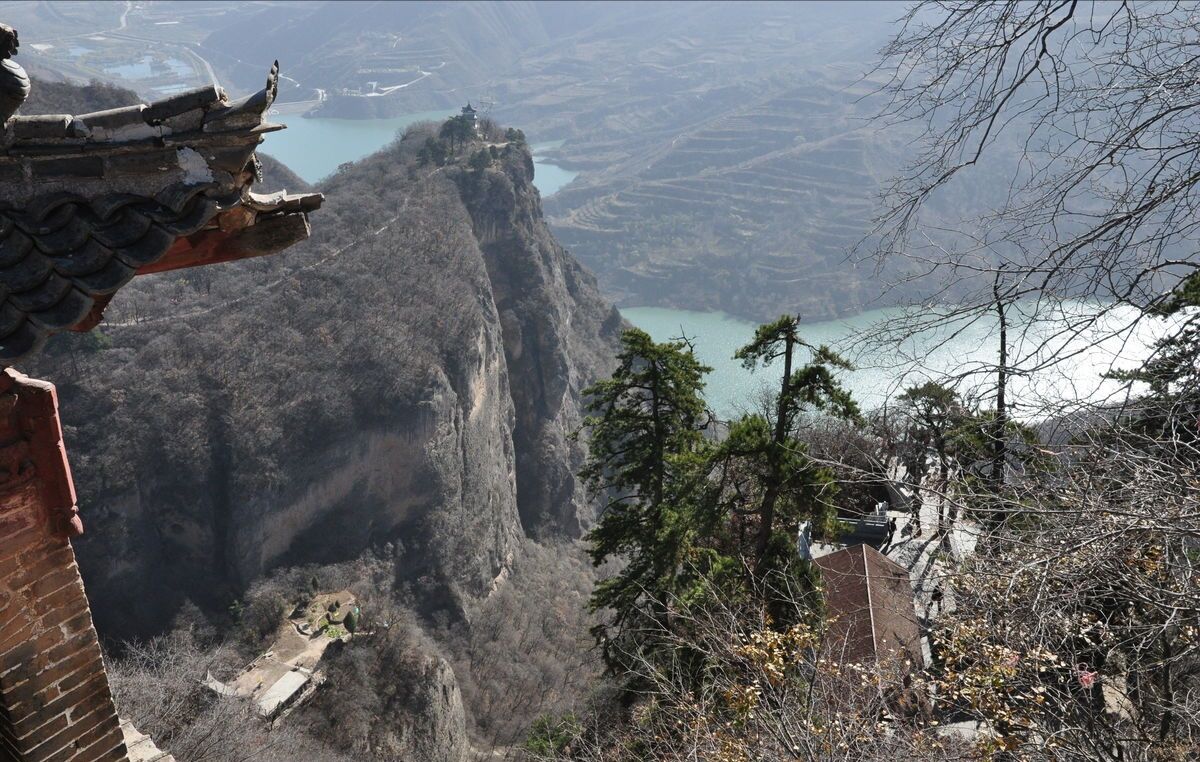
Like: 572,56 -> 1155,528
796,520 -> 813,561
121,719 -> 176,762
207,591 -> 358,721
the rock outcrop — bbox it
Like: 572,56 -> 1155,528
25,130 -> 619,638
298,633 -> 470,762
389,657 -> 469,762
449,148 -> 622,537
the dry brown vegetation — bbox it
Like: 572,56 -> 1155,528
108,537 -> 605,760
441,540 -> 604,751
109,633 -> 353,762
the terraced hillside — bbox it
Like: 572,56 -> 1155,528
15,1 -> 948,321
191,2 -> 918,320
499,4 -> 915,321
543,77 -> 903,321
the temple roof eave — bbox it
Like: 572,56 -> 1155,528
0,62 -> 323,365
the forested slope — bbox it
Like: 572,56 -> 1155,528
20,104 -> 620,642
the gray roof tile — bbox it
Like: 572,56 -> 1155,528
142,86 -> 222,123
0,63 -> 323,364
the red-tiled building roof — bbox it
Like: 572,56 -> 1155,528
815,544 -> 922,667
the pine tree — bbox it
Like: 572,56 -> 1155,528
1111,272 -> 1200,453
580,328 -> 712,672
733,316 -> 859,572
439,114 -> 475,155
897,381 -> 967,535
468,149 -> 491,173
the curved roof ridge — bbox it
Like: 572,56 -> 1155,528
0,63 -> 322,365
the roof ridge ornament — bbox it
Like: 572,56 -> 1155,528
0,23 -> 30,125
266,60 -> 279,110
0,60 -> 322,363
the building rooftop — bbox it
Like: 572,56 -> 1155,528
814,543 -> 922,667
0,63 -> 323,364
120,720 -> 176,762
213,590 -> 358,720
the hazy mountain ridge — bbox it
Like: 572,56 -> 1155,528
21,75 -> 137,113
199,2 -> 925,320
204,1 -> 555,116
544,77 -> 899,320
9,2 -> 966,321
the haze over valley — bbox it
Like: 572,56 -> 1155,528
3,3 -> 1196,761
8,0 -> 1120,409
11,1 -> 921,322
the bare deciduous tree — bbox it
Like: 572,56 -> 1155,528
109,633 -> 354,762
872,0 -> 1200,306
856,0 -> 1200,422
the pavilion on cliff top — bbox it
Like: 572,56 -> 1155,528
0,22 -> 321,762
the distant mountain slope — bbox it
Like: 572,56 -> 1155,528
10,2 -> 981,321
200,1 -> 923,320
203,0 -> 554,114
257,153 -> 313,194
544,77 -> 899,321
23,76 -> 138,113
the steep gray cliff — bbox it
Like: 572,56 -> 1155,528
383,657 -> 468,762
449,149 -> 623,537
25,131 -> 619,639
300,641 -> 470,762
12,77 -> 618,762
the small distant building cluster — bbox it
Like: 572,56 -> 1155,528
208,591 -> 359,721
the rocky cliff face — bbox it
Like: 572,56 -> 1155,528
301,642 -> 470,762
13,80 -> 619,762
449,149 -> 623,537
25,131 -> 619,639
384,657 -> 468,762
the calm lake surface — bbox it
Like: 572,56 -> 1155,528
261,111 -> 454,183
622,303 -> 1168,419
262,114 -> 577,195
531,141 -> 578,196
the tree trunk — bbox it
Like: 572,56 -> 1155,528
649,360 -> 664,509
935,434 -> 948,537
755,323 -> 795,569
991,273 -> 1008,495
1159,632 -> 1173,741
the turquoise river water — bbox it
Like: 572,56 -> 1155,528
258,115 -> 1163,418
622,302 -> 1168,419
